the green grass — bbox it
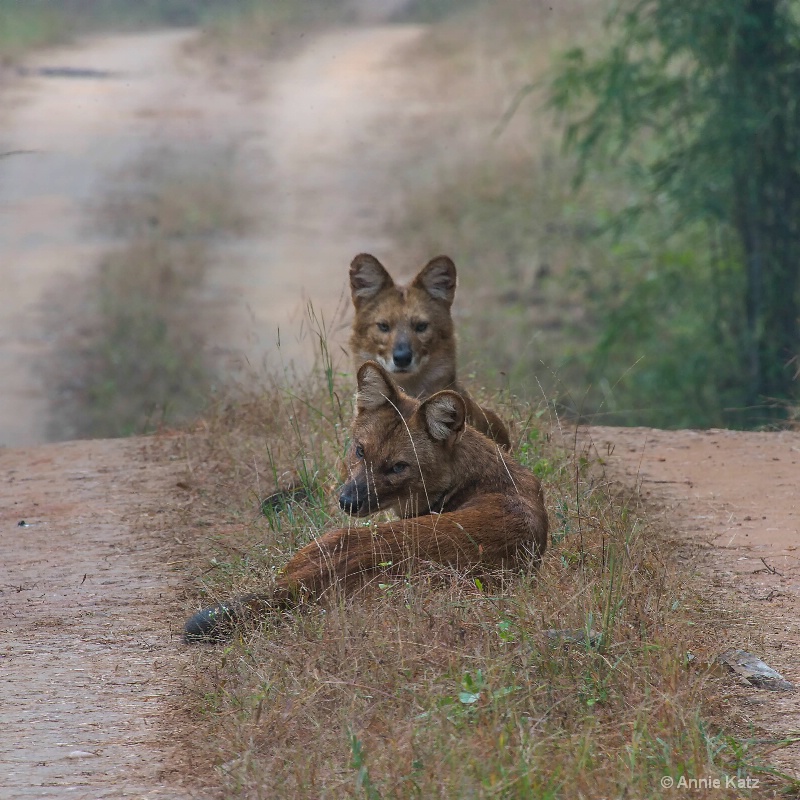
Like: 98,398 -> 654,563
198,0 -> 352,56
389,0 -> 483,23
0,1 -> 211,60
172,361 -> 783,798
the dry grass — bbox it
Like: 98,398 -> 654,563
45,144 -> 250,440
170,349 -> 784,798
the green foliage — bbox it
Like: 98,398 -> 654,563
582,230 -> 753,428
0,0 -> 346,59
200,0 -> 351,54
0,0 -> 220,55
550,0 -> 800,425
390,146 -> 756,427
349,733 -> 383,800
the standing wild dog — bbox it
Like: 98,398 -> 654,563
185,361 -> 548,641
349,253 -> 512,449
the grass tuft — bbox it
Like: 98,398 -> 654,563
45,145 -> 249,440
173,360 -> 776,797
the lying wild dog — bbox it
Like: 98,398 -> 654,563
349,253 -> 512,449
184,361 -> 548,641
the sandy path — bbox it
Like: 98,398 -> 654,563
579,426 -> 800,775
0,31 -> 201,447
211,23 -> 426,374
0,22 -> 427,447
0,19 -> 429,795
0,437 -> 193,796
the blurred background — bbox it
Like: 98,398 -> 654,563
0,0 -> 797,446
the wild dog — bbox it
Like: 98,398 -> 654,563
349,253 -> 512,449
185,361 -> 548,641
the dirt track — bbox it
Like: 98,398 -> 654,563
577,426 -> 800,775
0,438 -> 192,796
1,18 -> 798,798
0,21 -> 425,448
0,30 -> 199,447
0,20 -> 428,796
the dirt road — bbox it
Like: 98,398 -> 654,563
0,19 -> 428,796
215,23 -> 426,375
0,437 -> 194,797
0,31 -> 198,447
1,17 -> 798,798
579,426 -> 800,775
0,21 -> 425,447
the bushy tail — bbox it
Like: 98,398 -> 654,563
184,494 -> 546,642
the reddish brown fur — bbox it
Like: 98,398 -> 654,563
348,253 -> 511,449
184,363 -> 547,640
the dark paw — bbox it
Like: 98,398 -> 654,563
183,602 -> 237,643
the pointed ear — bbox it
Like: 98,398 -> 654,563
350,254 -> 394,307
419,390 -> 466,444
412,256 -> 457,306
356,361 -> 401,412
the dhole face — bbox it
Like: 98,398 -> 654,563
338,362 -> 465,518
349,254 -> 457,397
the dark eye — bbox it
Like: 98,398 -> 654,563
390,461 -> 409,474
354,444 -> 365,459
414,321 -> 429,333
377,321 -> 390,333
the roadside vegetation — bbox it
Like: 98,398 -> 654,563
0,0 -> 210,59
175,362 -> 790,797
0,0 -> 350,62
46,145 -> 249,440
198,0 -> 351,56
387,0 -> 799,429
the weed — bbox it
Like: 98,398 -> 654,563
349,732 -> 383,800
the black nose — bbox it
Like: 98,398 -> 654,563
339,487 -> 363,515
393,343 -> 413,369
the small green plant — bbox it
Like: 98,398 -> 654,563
349,732 -> 383,800
458,669 -> 485,706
